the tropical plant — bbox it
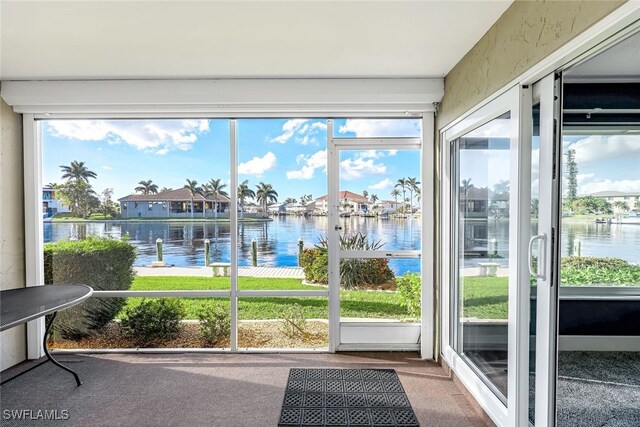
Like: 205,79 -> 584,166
565,149 -> 578,202
284,197 -> 297,204
395,178 -> 408,211
203,178 -> 229,218
160,187 -> 173,193
369,194 -> 379,206
59,160 -> 97,183
362,190 -> 369,199
183,179 -> 203,218
135,180 -> 158,195
237,180 -> 255,219
570,196 -> 612,215
406,177 -> 420,211
256,182 -> 278,216
57,180 -> 100,218
613,201 -> 630,213
390,188 -> 400,204
98,188 -> 117,218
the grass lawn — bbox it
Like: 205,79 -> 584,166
125,276 -> 410,320
461,276 -> 508,320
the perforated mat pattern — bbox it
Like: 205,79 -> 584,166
278,368 -> 420,427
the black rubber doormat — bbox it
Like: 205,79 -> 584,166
278,368 -> 420,427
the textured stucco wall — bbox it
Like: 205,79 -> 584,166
0,92 -> 26,370
437,0 -> 626,128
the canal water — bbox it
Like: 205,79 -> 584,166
43,216 -> 640,275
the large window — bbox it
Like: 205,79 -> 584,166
452,112 -> 512,401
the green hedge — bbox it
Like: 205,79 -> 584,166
44,237 -> 136,339
299,247 -> 394,289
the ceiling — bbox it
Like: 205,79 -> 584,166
566,30 -> 640,80
0,0 -> 513,80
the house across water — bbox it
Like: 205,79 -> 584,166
118,188 -> 230,219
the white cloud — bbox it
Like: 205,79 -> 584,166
369,178 -> 393,190
286,150 -> 327,180
102,165 -> 112,170
356,150 -> 398,159
565,134 -> 640,165
338,119 -> 420,137
46,119 -> 210,154
340,157 -> 386,180
272,119 -> 326,145
238,152 -> 277,176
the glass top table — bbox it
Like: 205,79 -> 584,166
0,284 -> 93,386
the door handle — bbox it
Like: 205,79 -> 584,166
528,233 -> 547,281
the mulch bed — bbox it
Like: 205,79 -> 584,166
50,320 -> 329,349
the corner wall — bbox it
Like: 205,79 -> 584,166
437,0 -> 626,128
1,91 -> 26,370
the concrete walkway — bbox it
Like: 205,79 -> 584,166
134,265 -> 305,279
134,265 -> 504,279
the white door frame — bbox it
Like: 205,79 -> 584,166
327,118 -> 435,357
441,85 -> 531,426
531,73 -> 560,427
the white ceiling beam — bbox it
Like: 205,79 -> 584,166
1,79 -> 442,115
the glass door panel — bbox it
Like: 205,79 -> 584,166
452,112 -> 512,401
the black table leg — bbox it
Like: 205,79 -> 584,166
43,311 -> 82,386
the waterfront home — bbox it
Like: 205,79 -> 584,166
42,186 -> 69,218
315,191 -> 371,214
377,200 -> 403,214
118,188 -> 230,218
585,190 -> 640,207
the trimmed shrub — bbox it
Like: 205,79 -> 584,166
300,233 -> 395,289
44,237 -> 136,339
121,298 -> 186,346
396,273 -> 421,319
197,303 -> 231,345
561,256 -> 630,269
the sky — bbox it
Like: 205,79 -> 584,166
42,118 -> 422,203
42,118 -> 640,203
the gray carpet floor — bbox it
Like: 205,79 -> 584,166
555,351 -> 640,427
0,352 -> 489,427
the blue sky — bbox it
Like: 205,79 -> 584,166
42,118 -> 421,202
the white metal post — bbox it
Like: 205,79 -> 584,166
23,114 -> 45,359
327,120 -> 340,352
508,85 -> 533,427
534,73 -> 560,427
421,113 -> 435,359
230,119 -> 238,351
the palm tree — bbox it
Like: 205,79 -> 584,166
203,178 -> 228,218
370,194 -> 379,207
60,161 -> 97,182
395,178 -> 408,212
362,190 -> 369,199
390,188 -> 401,208
160,187 -> 173,193
237,180 -> 255,219
256,182 -> 278,217
135,180 -> 158,195
406,177 -> 420,212
183,179 -> 203,218
461,178 -> 474,217
613,201 -> 630,213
